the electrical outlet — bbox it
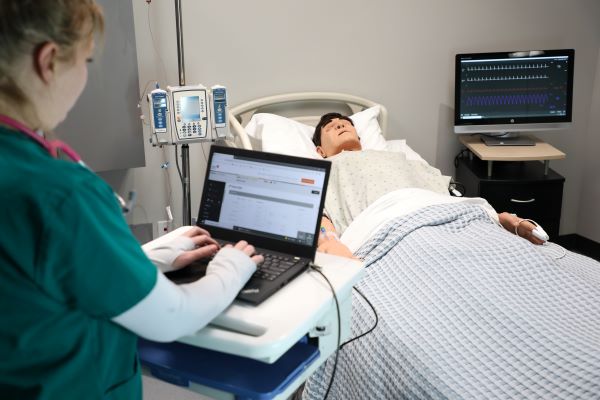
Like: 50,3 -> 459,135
155,220 -> 170,238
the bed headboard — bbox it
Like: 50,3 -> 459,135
227,92 -> 388,150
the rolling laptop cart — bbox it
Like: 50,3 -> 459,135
139,252 -> 364,399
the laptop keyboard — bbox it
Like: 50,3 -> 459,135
254,253 -> 303,281
194,242 -> 305,282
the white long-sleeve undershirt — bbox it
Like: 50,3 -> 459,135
112,247 -> 256,342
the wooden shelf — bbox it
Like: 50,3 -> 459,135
459,135 -> 565,161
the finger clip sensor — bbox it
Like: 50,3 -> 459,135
516,218 -> 549,242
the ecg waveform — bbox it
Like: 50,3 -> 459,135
465,75 -> 548,82
465,93 -> 550,107
465,87 -> 548,93
465,63 -> 549,71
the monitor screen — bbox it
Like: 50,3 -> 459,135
454,49 -> 574,134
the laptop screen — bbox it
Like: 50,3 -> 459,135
198,147 -> 329,251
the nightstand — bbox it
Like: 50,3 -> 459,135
455,135 -> 566,239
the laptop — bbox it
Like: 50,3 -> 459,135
165,145 -> 331,305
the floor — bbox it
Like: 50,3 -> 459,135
556,234 -> 600,262
143,375 -> 212,400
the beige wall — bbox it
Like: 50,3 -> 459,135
123,0 -> 600,237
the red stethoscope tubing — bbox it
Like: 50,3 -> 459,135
0,114 -> 83,164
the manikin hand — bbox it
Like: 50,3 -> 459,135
498,212 -> 546,245
317,216 -> 356,259
318,238 -> 356,259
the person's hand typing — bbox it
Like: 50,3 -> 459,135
225,240 -> 264,265
143,226 -> 220,272
171,226 -> 220,269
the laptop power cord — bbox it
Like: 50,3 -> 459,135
340,287 -> 378,349
307,264 -> 380,399
309,263 -> 341,400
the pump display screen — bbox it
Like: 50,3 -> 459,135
181,96 -> 201,123
153,96 -> 167,108
152,94 -> 167,130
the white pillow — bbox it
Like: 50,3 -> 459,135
244,113 -> 318,158
244,106 -> 387,158
350,106 -> 387,151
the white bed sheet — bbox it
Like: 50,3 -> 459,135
340,188 -> 499,253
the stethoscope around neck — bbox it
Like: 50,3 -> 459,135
0,114 -> 135,214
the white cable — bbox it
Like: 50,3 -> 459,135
543,241 -> 568,260
146,3 -> 168,84
515,218 -> 538,236
514,219 -> 567,260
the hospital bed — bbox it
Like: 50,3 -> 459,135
221,92 -> 600,399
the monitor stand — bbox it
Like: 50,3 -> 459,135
480,133 -> 535,146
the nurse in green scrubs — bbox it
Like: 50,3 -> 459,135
0,2 -> 262,399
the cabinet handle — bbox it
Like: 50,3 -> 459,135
510,198 -> 535,203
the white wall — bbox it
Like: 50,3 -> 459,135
577,50 -> 600,242
122,0 -> 600,236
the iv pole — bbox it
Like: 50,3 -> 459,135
174,0 -> 192,225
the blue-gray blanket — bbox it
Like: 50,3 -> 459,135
304,203 -> 600,399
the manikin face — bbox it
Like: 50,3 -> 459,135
316,118 -> 362,158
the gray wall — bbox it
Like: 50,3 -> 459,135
122,0 -> 600,238
577,51 -> 600,242
56,0 -> 145,172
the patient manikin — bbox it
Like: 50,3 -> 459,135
311,113 -> 545,258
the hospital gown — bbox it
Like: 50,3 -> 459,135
324,150 -> 451,234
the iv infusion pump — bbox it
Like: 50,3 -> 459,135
169,85 -> 209,143
211,85 -> 228,139
148,84 -> 229,145
149,87 -> 169,144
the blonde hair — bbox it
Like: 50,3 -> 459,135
0,0 -> 104,107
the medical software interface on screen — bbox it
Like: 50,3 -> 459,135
459,55 -> 570,120
199,153 -> 327,246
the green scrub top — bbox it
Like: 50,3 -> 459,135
0,127 -> 157,399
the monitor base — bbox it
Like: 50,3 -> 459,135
480,134 -> 535,146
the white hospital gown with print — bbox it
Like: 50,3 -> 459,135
324,150 -> 451,234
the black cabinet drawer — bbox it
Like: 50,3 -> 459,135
480,181 -> 563,219
455,157 -> 565,239
532,216 -> 560,241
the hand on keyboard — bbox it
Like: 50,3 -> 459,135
171,226 -> 220,269
253,253 -> 302,281
225,240 -> 264,266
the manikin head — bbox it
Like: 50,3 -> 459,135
312,113 -> 362,158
